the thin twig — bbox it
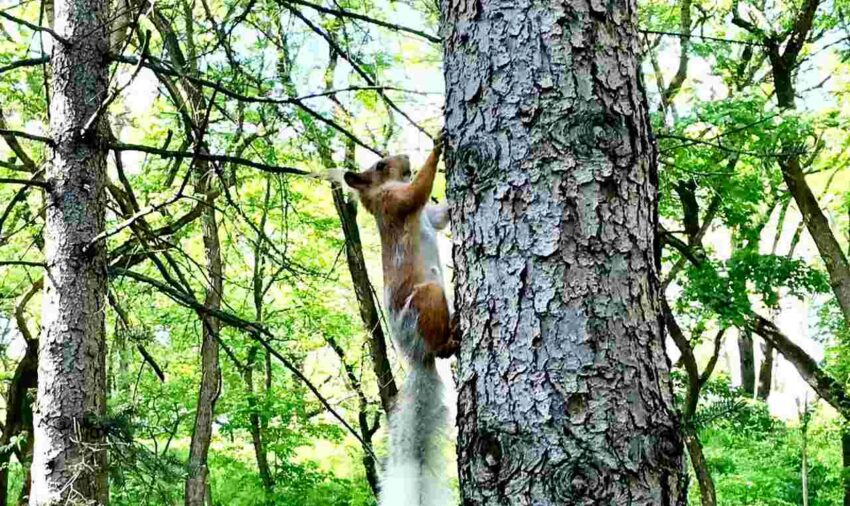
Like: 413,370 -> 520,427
80,31 -> 152,137
280,0 -> 440,43
109,141 -> 312,176
641,29 -> 767,47
0,260 -> 45,268
111,266 -> 376,459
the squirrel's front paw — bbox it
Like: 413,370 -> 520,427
435,338 -> 459,359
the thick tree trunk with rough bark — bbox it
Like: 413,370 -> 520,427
442,0 -> 686,503
30,0 -> 110,501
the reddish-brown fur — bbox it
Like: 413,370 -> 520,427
345,144 -> 457,358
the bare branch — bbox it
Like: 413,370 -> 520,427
0,177 -> 49,188
280,0 -> 440,43
0,10 -> 71,45
0,260 -> 45,268
108,141 -> 311,176
111,54 -> 384,155
0,55 -> 50,76
0,128 -> 54,146
285,6 -> 433,139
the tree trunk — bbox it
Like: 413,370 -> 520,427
247,210 -> 274,495
0,342 -> 37,505
737,330 -> 755,396
184,165 -> 223,505
30,0 -> 110,500
664,301 -> 716,506
758,0 -> 850,325
244,346 -> 274,494
843,429 -> 850,506
16,423 -> 34,506
684,434 -> 716,506
442,0 -> 686,503
757,342 -> 774,401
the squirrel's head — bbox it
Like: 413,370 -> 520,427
343,154 -> 412,193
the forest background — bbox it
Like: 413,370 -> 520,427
1,0 -> 850,503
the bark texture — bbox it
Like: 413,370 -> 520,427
737,330 -> 755,396
30,0 -> 110,501
184,161 -> 223,506
442,0 -> 686,503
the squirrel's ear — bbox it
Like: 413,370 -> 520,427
344,171 -> 369,190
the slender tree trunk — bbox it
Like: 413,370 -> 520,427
30,0 -> 110,500
16,423 -> 34,506
664,301 -> 716,506
684,434 -> 716,506
244,346 -> 274,494
757,0 -> 850,325
150,6 -> 226,501
309,43 -> 399,414
184,164 -> 223,505
842,429 -> 850,506
738,330 -> 756,396
757,342 -> 774,401
442,0 -> 686,502
801,404 -> 810,506
0,282 -> 41,505
247,201 -> 274,495
0,343 -> 37,505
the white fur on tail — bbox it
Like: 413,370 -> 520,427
380,308 -> 453,506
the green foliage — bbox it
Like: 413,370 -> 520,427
688,378 -> 843,505
0,0 -> 848,502
678,250 -> 828,325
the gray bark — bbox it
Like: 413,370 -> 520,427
30,0 -> 110,501
442,0 -> 686,504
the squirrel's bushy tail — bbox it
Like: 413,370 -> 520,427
380,360 -> 452,506
379,359 -> 452,506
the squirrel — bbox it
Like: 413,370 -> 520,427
344,139 -> 457,506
